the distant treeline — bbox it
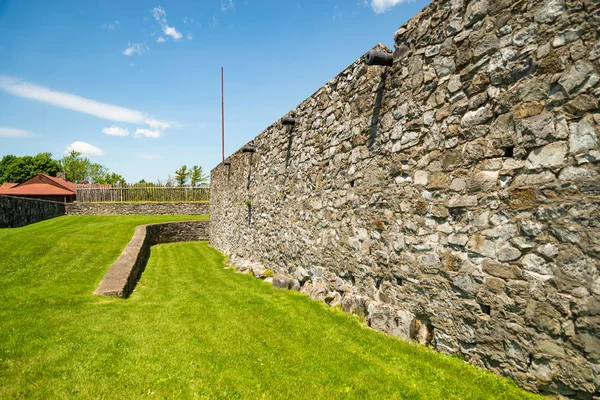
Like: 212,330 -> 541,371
0,152 -> 210,188
0,151 -> 123,184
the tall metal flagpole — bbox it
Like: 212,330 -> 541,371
221,67 -> 225,162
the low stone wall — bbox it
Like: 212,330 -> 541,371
94,220 -> 209,298
147,220 -> 210,244
0,196 -> 65,228
65,202 -> 209,215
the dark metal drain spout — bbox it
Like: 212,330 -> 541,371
365,50 -> 393,67
281,116 -> 296,126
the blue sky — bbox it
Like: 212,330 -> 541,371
0,0 -> 428,182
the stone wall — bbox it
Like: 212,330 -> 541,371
0,196 -> 65,228
209,0 -> 600,397
147,220 -> 210,244
65,202 -> 209,216
95,220 -> 209,298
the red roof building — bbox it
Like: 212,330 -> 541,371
0,173 -> 76,203
0,183 -> 18,190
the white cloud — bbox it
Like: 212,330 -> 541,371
221,0 -> 234,11
371,0 -> 412,14
152,5 -> 166,20
123,42 -> 149,56
0,75 -> 171,132
145,118 -> 172,130
103,20 -> 120,30
65,141 -> 104,156
134,128 -> 161,138
371,0 -> 410,13
102,126 -> 129,137
152,6 -> 182,41
156,36 -> 165,43
164,26 -> 182,40
138,153 -> 164,159
0,126 -> 35,138
187,32 -> 193,40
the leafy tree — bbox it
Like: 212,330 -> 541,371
0,153 -> 62,184
0,151 -> 122,185
60,151 -> 123,184
88,163 -> 108,184
0,155 -> 20,183
174,165 -> 189,186
133,179 -> 156,187
60,151 -> 89,183
190,165 -> 208,186
30,153 -> 62,178
96,173 -> 125,185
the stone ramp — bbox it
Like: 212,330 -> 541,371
94,220 -> 209,298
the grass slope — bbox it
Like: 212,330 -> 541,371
0,216 -> 541,399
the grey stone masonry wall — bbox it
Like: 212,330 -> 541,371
65,202 -> 209,216
210,0 -> 600,397
95,221 -> 209,298
147,220 -> 209,244
0,196 -> 65,228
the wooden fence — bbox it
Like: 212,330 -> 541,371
76,184 -> 209,203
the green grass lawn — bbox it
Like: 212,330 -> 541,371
0,216 -> 542,399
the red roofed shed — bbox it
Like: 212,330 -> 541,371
0,183 -> 18,190
0,174 -> 76,203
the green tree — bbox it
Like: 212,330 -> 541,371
0,151 -> 121,185
31,153 -> 62,177
59,151 -> 123,184
88,163 -> 108,183
60,151 -> 90,183
134,179 -> 156,187
96,173 -> 125,185
190,165 -> 208,186
174,165 -> 189,186
0,153 -> 62,184
0,155 -> 20,183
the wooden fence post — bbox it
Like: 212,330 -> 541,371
75,184 -> 209,203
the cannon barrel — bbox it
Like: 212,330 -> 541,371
223,161 -> 231,166
281,116 -> 296,126
241,145 -> 256,153
365,50 -> 393,67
